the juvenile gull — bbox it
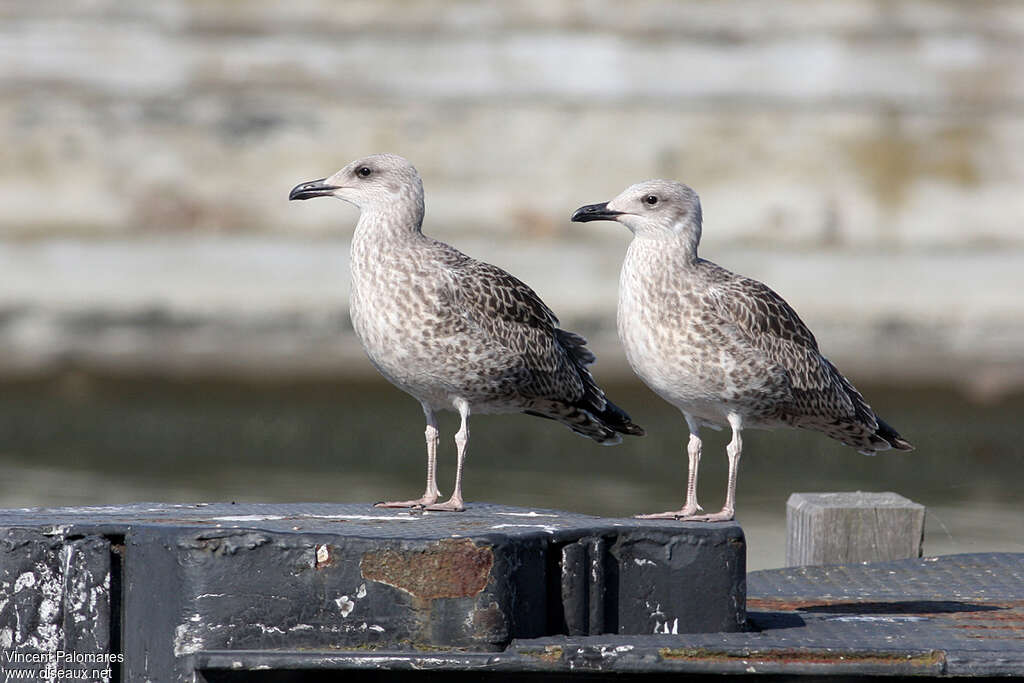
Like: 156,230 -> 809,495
572,180 -> 913,522
290,154 -> 644,511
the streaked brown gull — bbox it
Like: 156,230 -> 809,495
289,154 -> 644,511
572,180 -> 912,522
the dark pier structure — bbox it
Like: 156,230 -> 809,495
1,503 -> 1021,680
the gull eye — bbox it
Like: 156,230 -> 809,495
356,166 -> 372,178
644,194 -> 659,206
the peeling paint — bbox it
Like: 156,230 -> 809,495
360,539 -> 493,600
658,646 -> 947,668
310,514 -> 417,521
336,595 -> 355,617
599,644 -> 636,658
14,571 -> 37,592
495,511 -> 559,518
173,623 -> 204,656
520,645 -> 563,663
489,524 -> 558,533
654,618 -> 679,634
12,561 -> 63,652
315,544 -> 330,568
830,615 -> 930,623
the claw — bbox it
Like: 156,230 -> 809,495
373,496 -> 439,509
423,499 -> 465,512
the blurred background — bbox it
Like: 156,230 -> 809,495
1,1 -> 1022,569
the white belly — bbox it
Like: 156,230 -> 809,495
617,251 -> 731,427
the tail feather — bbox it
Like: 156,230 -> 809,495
821,357 -> 913,454
875,416 -> 914,451
549,328 -> 645,442
594,398 -> 646,438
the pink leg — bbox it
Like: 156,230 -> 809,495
685,412 -> 742,522
425,398 -> 469,512
375,403 -> 442,508
637,415 -> 705,519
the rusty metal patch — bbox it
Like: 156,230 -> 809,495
659,647 -> 945,668
360,539 -> 493,599
518,645 -> 563,663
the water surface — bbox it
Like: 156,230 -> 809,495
1,376 -> 1020,570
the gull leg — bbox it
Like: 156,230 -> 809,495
637,414 -> 705,519
688,412 -> 742,522
375,403 -> 442,508
426,398 -> 469,512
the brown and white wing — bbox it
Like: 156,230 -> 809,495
703,266 -> 879,431
436,246 -> 642,441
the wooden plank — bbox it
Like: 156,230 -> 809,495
786,491 -> 925,566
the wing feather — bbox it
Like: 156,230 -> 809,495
699,262 -> 875,427
435,244 -> 598,405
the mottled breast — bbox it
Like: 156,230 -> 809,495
348,237 -> 461,405
617,239 -> 757,424
349,236 -> 549,412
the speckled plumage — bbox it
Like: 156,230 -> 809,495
290,154 -> 642,511
573,180 -> 912,522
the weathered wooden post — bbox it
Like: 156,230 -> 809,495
786,491 -> 925,567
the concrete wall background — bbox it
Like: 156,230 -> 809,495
2,1 -> 1022,394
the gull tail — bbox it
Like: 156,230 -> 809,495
875,416 -> 914,452
594,397 -> 646,439
524,400 -> 644,445
542,328 -> 646,444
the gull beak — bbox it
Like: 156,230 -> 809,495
571,202 -> 624,223
289,178 -> 341,201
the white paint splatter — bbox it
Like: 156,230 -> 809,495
653,618 -> 679,634
599,645 -> 634,658
368,624 -> 385,633
173,623 -> 204,656
299,514 -> 419,521
14,572 -> 37,591
495,511 -> 559,518
210,515 -> 287,522
356,583 -> 367,599
633,558 -> 656,567
336,595 -> 355,617
829,615 -> 929,623
489,524 -> 558,533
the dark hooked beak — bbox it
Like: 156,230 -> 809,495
571,202 -> 623,223
288,178 -> 341,201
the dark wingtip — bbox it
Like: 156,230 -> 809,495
876,417 -> 914,451
599,399 -> 646,438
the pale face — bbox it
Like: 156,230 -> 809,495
572,179 -> 702,239
288,153 -> 422,210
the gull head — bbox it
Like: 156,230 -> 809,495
288,153 -> 424,212
571,179 -> 702,242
